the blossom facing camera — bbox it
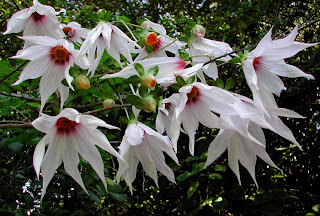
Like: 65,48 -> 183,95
11,36 -> 89,111
145,32 -> 159,46
75,75 -> 90,90
32,108 -> 123,200
60,21 -> 90,44
116,121 -> 179,193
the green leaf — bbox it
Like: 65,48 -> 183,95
127,75 -> 141,84
228,57 -> 241,64
214,164 -> 226,172
27,102 -> 40,108
209,173 -> 222,179
312,204 -> 320,212
117,16 -> 130,22
186,75 -> 195,85
139,86 -> 148,98
176,76 -> 186,86
149,85 -> 161,98
225,78 -> 234,90
213,199 -> 228,211
214,78 -> 224,89
170,84 -> 181,91
119,116 -> 129,124
126,95 -> 141,106
177,172 -> 194,181
89,191 -> 101,203
147,66 -> 159,76
254,194 -> 271,204
187,181 -> 199,198
0,60 -> 10,67
134,63 -> 145,76
186,156 -> 200,162
8,142 -> 24,153
109,192 -> 128,202
146,45 -> 153,53
105,177 -> 122,193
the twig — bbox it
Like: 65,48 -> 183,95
10,0 -> 21,10
82,104 -> 130,115
0,60 -> 29,87
0,91 -> 57,104
0,122 -> 32,129
141,38 -> 178,60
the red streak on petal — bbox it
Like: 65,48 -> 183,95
176,59 -> 187,70
253,56 -> 262,71
63,27 -> 75,37
56,117 -> 78,134
152,38 -> 162,51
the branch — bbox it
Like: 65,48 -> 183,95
83,104 -> 130,115
0,60 -> 29,87
0,91 -> 57,104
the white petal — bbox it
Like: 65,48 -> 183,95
205,129 -> 229,166
80,114 -> 120,130
145,19 -> 166,35
33,134 -> 50,179
32,113 -> 57,133
3,8 -> 30,34
181,107 -> 199,156
19,36 -> 58,47
58,84 -> 69,110
228,133 -> 241,185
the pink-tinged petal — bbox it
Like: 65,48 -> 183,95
40,135 -> 64,201
18,36 -> 58,47
32,113 -> 57,133
253,27 -> 273,57
147,136 -> 176,183
133,141 -> 159,187
243,58 -> 258,86
74,128 -> 108,192
264,59 -> 315,79
33,133 -> 51,179
63,140 -> 88,194
228,133 -> 241,185
145,19 -> 167,35
272,25 -> 298,48
58,84 -> 69,110
3,8 -> 30,34
13,56 -> 51,86
205,129 -> 229,167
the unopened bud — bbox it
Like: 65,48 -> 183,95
97,9 -> 106,19
192,24 -> 206,39
145,32 -> 158,46
141,73 -> 156,89
142,96 -> 157,113
141,21 -> 151,29
103,99 -> 115,108
75,75 -> 90,90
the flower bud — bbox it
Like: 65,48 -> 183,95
103,99 -> 115,108
75,75 -> 90,90
141,73 -> 156,89
142,96 -> 157,113
141,21 -> 151,29
192,24 -> 206,39
144,32 -> 158,46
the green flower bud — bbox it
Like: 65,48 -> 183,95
103,99 -> 115,108
192,24 -> 206,39
75,75 -> 90,90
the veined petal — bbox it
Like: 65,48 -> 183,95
228,133 -> 241,185
253,27 -> 273,57
18,36 -> 58,47
133,141 -> 159,186
205,129 -> 229,166
32,113 -> 57,133
12,45 -> 51,61
257,68 -> 286,96
58,84 -> 69,111
145,19 -> 166,35
181,107 -> 200,156
272,25 -> 298,48
80,115 -> 120,130
33,133 -> 50,179
243,58 -> 258,86
267,107 -> 304,118
63,139 -> 88,194
3,8 -> 30,34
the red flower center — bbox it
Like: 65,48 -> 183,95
56,117 -> 78,134
51,46 -> 70,65
63,27 -> 74,37
146,32 -> 158,46
253,57 -> 262,71
31,12 -> 44,22
187,86 -> 199,103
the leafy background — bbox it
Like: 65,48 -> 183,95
0,0 -> 319,215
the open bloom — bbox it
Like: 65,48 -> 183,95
60,21 -> 90,44
78,21 -> 139,77
32,108 -> 123,200
136,19 -> 185,60
12,36 -> 89,111
205,117 -> 280,186
116,121 -> 179,193
171,82 -> 240,155
4,0 -> 64,50
189,32 -> 233,80
243,25 -> 316,97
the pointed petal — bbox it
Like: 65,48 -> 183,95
32,113 -> 57,133
205,129 -> 229,166
33,134 -> 50,179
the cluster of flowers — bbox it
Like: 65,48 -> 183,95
4,0 -> 316,199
